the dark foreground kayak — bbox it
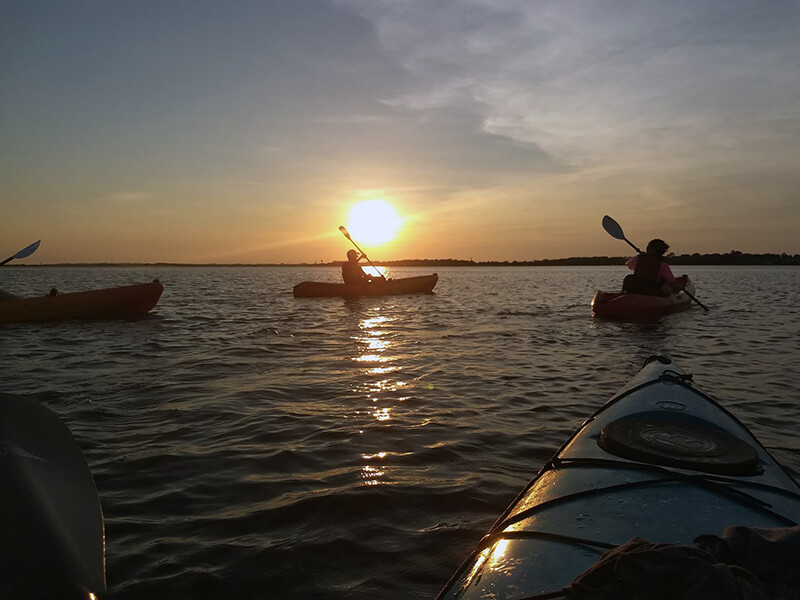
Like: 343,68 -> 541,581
0,281 -> 164,323
591,277 -> 695,319
0,393 -> 105,598
293,273 -> 438,298
437,355 -> 800,599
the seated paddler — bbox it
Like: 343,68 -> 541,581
341,249 -> 374,285
622,238 -> 686,296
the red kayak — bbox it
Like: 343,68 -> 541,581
592,277 -> 695,319
0,281 -> 164,323
293,274 -> 438,298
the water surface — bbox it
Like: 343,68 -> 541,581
1,265 -> 798,598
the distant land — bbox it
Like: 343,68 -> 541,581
12,250 -> 800,267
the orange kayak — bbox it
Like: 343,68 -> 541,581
0,281 -> 164,323
592,277 -> 695,319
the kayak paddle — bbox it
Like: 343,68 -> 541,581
339,226 -> 389,282
1,240 -> 41,266
602,215 -> 709,312
0,393 -> 106,597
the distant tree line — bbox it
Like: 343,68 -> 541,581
666,250 -> 799,266
379,251 -> 800,267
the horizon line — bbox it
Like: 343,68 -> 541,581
7,250 -> 800,268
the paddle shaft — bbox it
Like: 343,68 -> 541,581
622,238 -> 642,255
339,227 -> 388,282
673,279 -> 709,311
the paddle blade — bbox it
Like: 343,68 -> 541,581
0,393 -> 105,597
15,240 -> 41,259
338,226 -> 352,240
602,216 -> 626,240
1,240 -> 41,265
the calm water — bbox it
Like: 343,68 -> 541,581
1,265 -> 798,599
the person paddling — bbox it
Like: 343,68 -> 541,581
623,239 -> 686,296
341,249 -> 374,285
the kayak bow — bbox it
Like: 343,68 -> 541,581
437,355 -> 800,599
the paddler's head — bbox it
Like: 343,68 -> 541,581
347,249 -> 359,262
646,239 -> 669,257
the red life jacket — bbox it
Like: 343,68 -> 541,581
633,253 -> 664,285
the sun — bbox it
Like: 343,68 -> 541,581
346,200 -> 402,244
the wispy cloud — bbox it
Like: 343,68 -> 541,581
108,192 -> 153,203
338,0 -> 800,170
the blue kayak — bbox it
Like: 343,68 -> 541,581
437,355 -> 800,599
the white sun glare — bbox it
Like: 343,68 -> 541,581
346,200 -> 402,244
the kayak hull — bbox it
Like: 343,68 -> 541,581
293,273 -> 438,298
437,355 -> 800,599
591,277 -> 695,318
0,281 -> 164,323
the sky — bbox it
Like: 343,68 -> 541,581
2,0 -> 799,264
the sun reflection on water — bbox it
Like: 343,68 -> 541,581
354,354 -> 384,364
361,315 -> 390,328
372,407 -> 391,421
360,464 -> 385,486
367,365 -> 400,375
352,306 -> 408,487
362,265 -> 387,278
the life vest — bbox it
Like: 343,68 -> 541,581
633,253 -> 664,285
622,253 -> 667,296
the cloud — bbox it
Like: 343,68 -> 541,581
108,192 -> 152,203
336,0 -> 800,171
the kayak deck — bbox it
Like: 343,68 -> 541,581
293,273 -> 438,298
437,356 -> 800,599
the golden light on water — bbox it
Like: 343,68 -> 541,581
361,464 -> 385,486
363,265 -> 387,278
355,354 -> 386,363
346,200 -> 402,244
372,407 -> 391,421
362,452 -> 387,460
368,365 -> 400,375
367,339 -> 389,351
353,306 -> 408,487
367,379 -> 405,393
362,316 -> 390,328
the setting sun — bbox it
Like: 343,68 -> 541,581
346,200 -> 402,244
